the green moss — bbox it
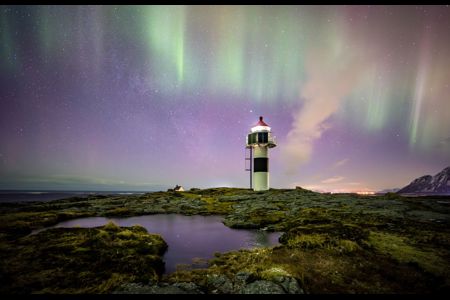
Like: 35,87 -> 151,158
280,222 -> 368,251
335,239 -> 361,253
116,229 -> 134,239
384,192 -> 403,200
367,231 -> 448,276
247,209 -> 286,227
104,207 -> 131,217
286,233 -> 328,249
260,266 -> 292,280
103,221 -> 120,231
200,196 -> 234,214
0,224 -> 168,294
182,192 -> 201,199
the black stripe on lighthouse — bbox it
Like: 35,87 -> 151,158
253,157 -> 268,172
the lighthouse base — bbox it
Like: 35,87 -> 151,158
253,172 -> 269,191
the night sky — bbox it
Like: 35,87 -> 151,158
1,5 -> 449,192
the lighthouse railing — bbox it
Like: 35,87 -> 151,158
268,134 -> 276,145
246,135 -> 276,146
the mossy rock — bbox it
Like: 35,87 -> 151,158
280,222 -> 368,246
0,223 -> 168,294
104,207 -> 132,217
367,231 -> 449,277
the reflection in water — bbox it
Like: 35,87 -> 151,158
32,214 -> 282,273
254,229 -> 271,247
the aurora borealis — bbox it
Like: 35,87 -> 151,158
0,5 -> 449,192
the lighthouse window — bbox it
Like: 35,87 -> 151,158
254,158 -> 268,172
248,133 -> 257,144
258,132 -> 268,143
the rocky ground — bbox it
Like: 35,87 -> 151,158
0,187 -> 449,293
0,222 -> 167,293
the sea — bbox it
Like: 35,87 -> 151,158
0,190 -> 152,203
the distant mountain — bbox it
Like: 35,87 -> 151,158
397,166 -> 450,195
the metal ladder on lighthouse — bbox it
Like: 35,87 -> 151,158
245,146 -> 252,189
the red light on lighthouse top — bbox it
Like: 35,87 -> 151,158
251,116 -> 271,133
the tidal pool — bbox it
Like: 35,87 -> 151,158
33,214 -> 281,273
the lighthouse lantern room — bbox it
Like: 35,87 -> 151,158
245,116 -> 277,191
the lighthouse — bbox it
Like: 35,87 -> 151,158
245,116 -> 277,191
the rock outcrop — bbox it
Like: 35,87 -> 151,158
115,273 -> 304,294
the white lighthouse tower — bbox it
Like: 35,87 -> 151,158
245,116 -> 277,191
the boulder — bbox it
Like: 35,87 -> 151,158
173,282 -> 203,294
240,280 -> 285,294
234,271 -> 254,285
272,276 -> 304,294
207,274 -> 234,294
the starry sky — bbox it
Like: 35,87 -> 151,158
1,5 -> 449,192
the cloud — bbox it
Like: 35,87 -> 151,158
18,174 -> 148,186
321,176 -> 345,184
281,28 -> 373,175
0,174 -> 167,190
332,158 -> 349,169
438,136 -> 450,145
436,137 -> 450,151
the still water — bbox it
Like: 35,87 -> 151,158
35,214 -> 281,273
